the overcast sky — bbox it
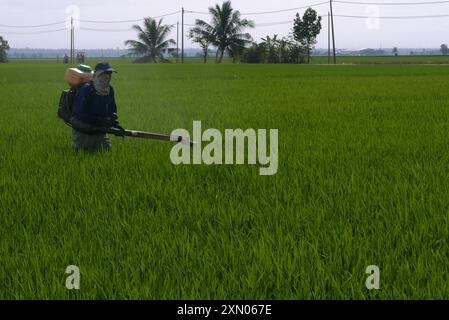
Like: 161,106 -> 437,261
1,0 -> 449,50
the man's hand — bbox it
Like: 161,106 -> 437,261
106,113 -> 125,137
74,114 -> 125,136
71,117 -> 103,135
108,126 -> 126,137
98,113 -> 121,128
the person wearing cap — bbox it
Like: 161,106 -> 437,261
71,61 -> 121,151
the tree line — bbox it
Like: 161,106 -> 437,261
0,0 -> 321,65
125,1 -> 322,64
4,1 -> 449,64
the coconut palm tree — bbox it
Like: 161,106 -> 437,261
125,18 -> 176,63
194,1 -> 254,63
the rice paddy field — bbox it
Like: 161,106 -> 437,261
312,54 -> 449,64
0,59 -> 448,299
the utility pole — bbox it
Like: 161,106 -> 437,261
73,17 -> 75,63
70,17 -> 74,63
328,12 -> 330,64
329,0 -> 336,64
177,21 -> 179,64
181,7 -> 184,63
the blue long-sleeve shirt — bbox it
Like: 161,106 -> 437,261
73,83 -> 117,126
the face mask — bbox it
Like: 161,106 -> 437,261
93,72 -> 112,96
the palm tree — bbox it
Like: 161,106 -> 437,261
194,1 -> 254,63
125,18 -> 176,63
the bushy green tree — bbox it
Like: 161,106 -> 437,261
241,37 -> 306,64
393,47 -> 399,56
0,36 -> 10,63
293,8 -> 322,63
260,35 -> 280,63
189,26 -> 213,64
242,43 -> 265,63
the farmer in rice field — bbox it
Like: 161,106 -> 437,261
71,62 -> 122,152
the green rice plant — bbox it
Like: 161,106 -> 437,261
0,60 -> 448,299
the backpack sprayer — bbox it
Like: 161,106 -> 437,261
57,64 -> 195,147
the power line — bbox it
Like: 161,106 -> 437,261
0,21 -> 66,28
3,1 -> 449,30
184,10 -> 209,15
335,13 -> 449,18
0,28 -> 67,35
185,1 -> 329,16
256,20 -> 294,27
78,10 -> 181,24
0,11 -> 181,29
4,13 -> 449,35
183,16 -> 296,30
4,3 -> 449,37
80,27 -> 132,32
79,18 -> 143,24
334,0 -> 449,5
138,13 -> 449,24
242,1 -> 329,15
186,14 -> 331,28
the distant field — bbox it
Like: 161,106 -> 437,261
0,60 -> 448,299
10,54 -> 449,65
312,55 -> 449,64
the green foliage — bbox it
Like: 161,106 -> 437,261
241,36 -> 305,64
242,43 -> 266,63
125,18 -> 176,63
393,47 -> 399,56
0,36 -> 10,63
286,43 -> 306,64
189,27 -> 213,64
260,35 -> 280,63
293,8 -> 322,63
1,60 -> 449,299
194,1 -> 254,63
441,44 -> 448,55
